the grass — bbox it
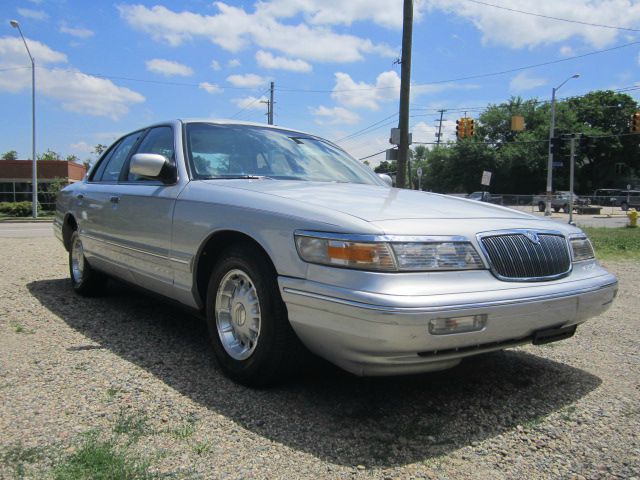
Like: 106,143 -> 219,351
10,321 -> 34,334
0,443 -> 46,479
52,432 -> 155,480
170,420 -> 197,440
192,441 -> 212,456
583,227 -> 640,260
113,410 -> 150,442
105,386 -> 122,401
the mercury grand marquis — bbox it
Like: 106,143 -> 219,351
54,120 -> 618,386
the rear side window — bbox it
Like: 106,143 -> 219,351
127,126 -> 175,182
90,142 -> 119,182
97,131 -> 143,182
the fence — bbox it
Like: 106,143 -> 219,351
452,193 -> 634,216
0,181 -> 59,210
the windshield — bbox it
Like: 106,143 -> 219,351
185,123 -> 382,185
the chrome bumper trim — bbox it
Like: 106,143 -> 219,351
282,280 -> 618,314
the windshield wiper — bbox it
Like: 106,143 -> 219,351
201,175 -> 274,180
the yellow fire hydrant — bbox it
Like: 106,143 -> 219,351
628,210 -> 638,228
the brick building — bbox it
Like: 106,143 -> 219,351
0,160 -> 87,209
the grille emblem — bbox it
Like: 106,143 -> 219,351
524,231 -> 540,245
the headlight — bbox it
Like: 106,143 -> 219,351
295,233 -> 485,272
570,235 -> 595,261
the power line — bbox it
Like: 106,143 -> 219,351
276,40 -> 640,93
334,112 -> 398,143
229,88 -> 270,120
32,65 -> 263,90
463,0 -> 640,33
358,149 -> 388,161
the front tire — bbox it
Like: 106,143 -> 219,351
537,202 -> 545,212
69,231 -> 106,296
205,243 -> 305,387
621,202 -> 629,211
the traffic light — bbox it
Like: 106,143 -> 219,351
467,118 -> 475,137
632,112 -> 640,133
456,118 -> 466,139
549,137 -> 561,156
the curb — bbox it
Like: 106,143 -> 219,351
0,218 -> 54,223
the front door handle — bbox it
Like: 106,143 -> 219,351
109,196 -> 120,204
76,193 -> 84,200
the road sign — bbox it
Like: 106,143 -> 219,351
386,148 -> 398,161
481,170 -> 492,186
416,167 -> 422,177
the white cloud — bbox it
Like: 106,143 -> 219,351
69,141 -> 93,155
255,50 -> 311,72
0,36 -> 144,119
255,0 -> 428,29
312,106 -> 360,125
60,25 -> 95,39
228,58 -> 241,68
232,95 -> 268,110
227,73 -> 266,88
17,8 -> 48,20
118,3 -> 396,63
210,60 -> 221,71
145,58 -> 193,77
509,72 -> 548,92
428,0 -> 640,49
331,71 -> 400,111
199,82 -> 222,94
559,45 -> 575,57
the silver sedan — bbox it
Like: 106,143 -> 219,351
54,119 -> 618,386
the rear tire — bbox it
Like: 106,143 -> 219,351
205,242 -> 305,387
69,231 -> 106,296
562,205 -> 570,213
537,202 -> 545,212
553,207 -> 560,213
621,202 -> 629,211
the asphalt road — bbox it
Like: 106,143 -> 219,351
0,222 -> 55,238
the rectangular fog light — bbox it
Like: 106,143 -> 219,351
428,314 -> 487,335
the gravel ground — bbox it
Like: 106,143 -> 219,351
0,236 -> 638,479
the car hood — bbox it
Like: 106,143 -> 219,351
205,180 -> 536,222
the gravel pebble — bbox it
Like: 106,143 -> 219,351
0,236 -> 638,479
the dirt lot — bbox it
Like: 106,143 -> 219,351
1,235 -> 638,479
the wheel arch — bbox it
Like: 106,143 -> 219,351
193,230 -> 277,310
62,213 -> 78,251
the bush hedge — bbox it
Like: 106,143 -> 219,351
0,202 -> 39,217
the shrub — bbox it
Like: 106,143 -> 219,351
0,202 -> 38,217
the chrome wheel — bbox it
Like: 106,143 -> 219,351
71,235 -> 85,283
215,269 -> 261,361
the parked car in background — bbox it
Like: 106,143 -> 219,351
591,189 -> 624,207
467,191 -> 503,205
533,191 -> 589,213
622,190 -> 640,211
54,119 -> 618,386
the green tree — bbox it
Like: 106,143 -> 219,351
37,149 -> 61,161
1,150 -> 18,160
374,160 -> 397,174
94,144 -> 107,156
65,154 -> 79,163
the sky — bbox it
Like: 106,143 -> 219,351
0,0 -> 639,166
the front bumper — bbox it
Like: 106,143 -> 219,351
279,270 -> 617,376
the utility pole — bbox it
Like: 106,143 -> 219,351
269,81 -> 274,125
436,109 -> 445,146
568,134 -> 576,225
260,81 -> 275,125
396,0 -> 413,188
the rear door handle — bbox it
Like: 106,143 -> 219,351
110,196 -> 120,204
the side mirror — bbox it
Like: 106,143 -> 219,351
130,153 -> 175,183
378,173 -> 393,187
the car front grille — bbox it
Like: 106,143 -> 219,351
480,232 -> 571,281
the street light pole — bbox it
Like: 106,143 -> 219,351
10,20 -> 37,219
545,73 -> 579,216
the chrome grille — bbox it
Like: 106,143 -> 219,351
480,232 -> 571,281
